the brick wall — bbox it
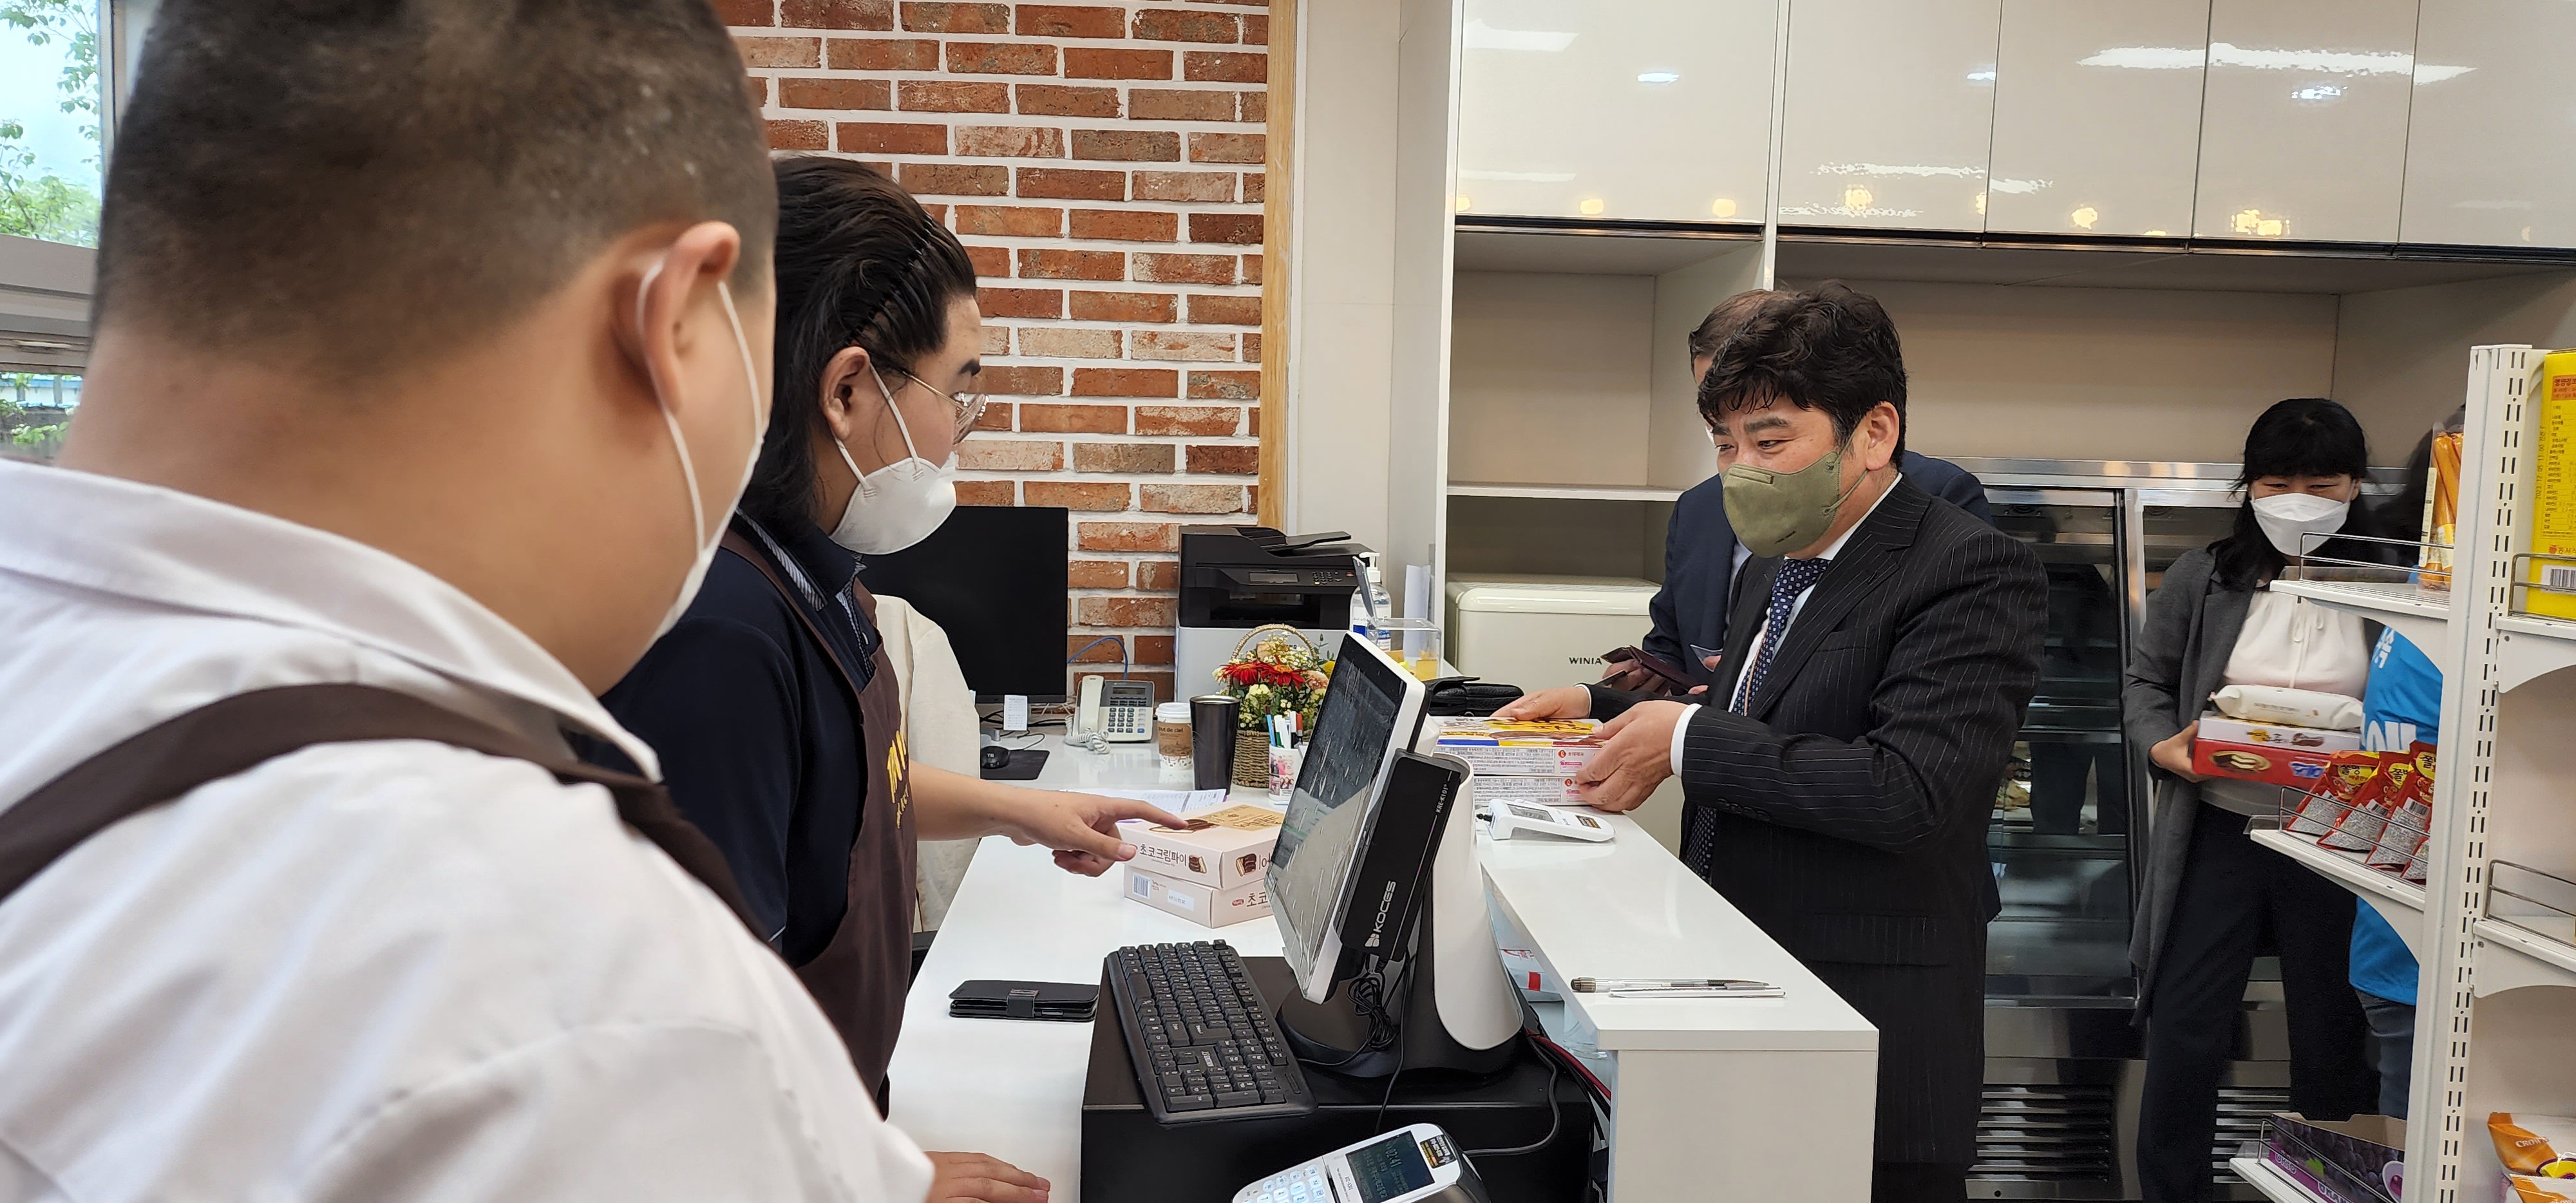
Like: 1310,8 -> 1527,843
723,0 -> 1270,702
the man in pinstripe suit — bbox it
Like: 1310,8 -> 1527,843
1499,284 -> 2046,1202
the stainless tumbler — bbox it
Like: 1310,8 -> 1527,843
1189,694 -> 1239,791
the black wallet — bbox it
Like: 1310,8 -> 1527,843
948,980 -> 1101,1021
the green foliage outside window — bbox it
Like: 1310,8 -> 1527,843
1,0 -> 101,246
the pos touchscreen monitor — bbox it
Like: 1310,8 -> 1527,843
1265,633 -> 1428,1004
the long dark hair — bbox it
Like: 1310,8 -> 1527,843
743,156 -> 978,535
2211,397 -> 2378,591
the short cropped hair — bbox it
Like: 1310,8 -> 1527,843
1696,281 -> 1908,459
742,158 -> 978,536
96,0 -> 776,381
1687,289 -> 1788,365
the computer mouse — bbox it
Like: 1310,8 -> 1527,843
980,744 -> 1010,771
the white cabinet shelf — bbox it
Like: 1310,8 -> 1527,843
2230,1157 -> 2326,1203
2270,578 -> 2451,656
2496,614 -> 2576,694
1448,482 -> 1683,503
2251,828 -> 2427,958
2472,918 -> 2576,998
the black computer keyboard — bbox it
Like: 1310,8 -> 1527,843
1107,940 -> 1318,1124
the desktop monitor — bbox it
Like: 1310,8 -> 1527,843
1266,634 -> 1429,1005
853,505 -> 1071,701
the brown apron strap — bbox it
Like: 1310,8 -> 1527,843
718,530 -> 868,710
0,683 -> 760,937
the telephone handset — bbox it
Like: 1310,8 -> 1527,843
1232,1124 -> 1492,1203
1077,677 -> 1157,743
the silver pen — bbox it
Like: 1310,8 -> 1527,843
1607,985 -> 1786,999
1569,977 -> 1773,993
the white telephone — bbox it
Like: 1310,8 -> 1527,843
1233,1124 -> 1491,1203
1077,677 -> 1157,743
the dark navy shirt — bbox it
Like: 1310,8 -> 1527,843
585,515 -> 880,965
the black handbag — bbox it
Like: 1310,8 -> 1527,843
1420,675 -> 1525,717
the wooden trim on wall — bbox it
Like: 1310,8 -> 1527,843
1256,0 -> 1296,531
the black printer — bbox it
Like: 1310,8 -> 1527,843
1175,526 -> 1368,694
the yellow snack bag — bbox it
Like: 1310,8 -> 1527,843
2529,353 -> 2576,619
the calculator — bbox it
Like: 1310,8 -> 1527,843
1231,1124 -> 1492,1203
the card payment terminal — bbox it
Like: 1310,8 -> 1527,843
1231,1124 -> 1493,1203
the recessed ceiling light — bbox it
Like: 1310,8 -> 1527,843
1637,71 -> 1680,84
1967,68 -> 1996,82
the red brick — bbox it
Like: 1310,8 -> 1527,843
1074,368 -> 1180,397
1079,596 -> 1179,627
1069,290 -> 1177,323
901,2 -> 1008,32
962,243 -> 1011,275
1239,91 -> 1266,122
1078,522 -> 1180,553
1072,129 -> 1180,162
971,402 -> 1016,430
1068,562 -> 1132,589
1016,247 -> 1126,280
980,285 -> 1063,318
1188,132 -> 1265,164
1068,209 -> 1176,241
1017,84 -> 1121,117
1017,327 -> 1122,359
1138,560 -> 1182,591
1130,88 -> 1235,122
735,35 -> 822,67
956,205 -> 1064,238
1077,669 -> 1177,699
979,365 -> 1065,395
828,37 -> 939,70
947,41 -> 1059,75
1188,213 -> 1262,244
1134,252 -> 1235,284
1188,370 -> 1260,400
1188,294 -> 1261,325
1242,332 -> 1261,362
980,324 -> 1010,356
1017,4 -> 1125,38
1188,444 -> 1260,475
1065,47 -> 1173,79
1137,404 -> 1242,435
1016,167 -> 1126,201
900,162 -> 1011,196
955,479 -> 1017,506
1021,403 -> 1130,432
958,439 -> 1065,470
854,160 -> 897,176
767,119 -> 829,150
1183,50 -> 1265,83
1069,639 -> 1128,668
1242,171 -> 1265,203
1133,634 -> 1177,664
1072,442 -> 1176,473
898,80 -> 1010,112
782,0 -> 893,28
1132,330 -> 1235,361
715,0 -> 776,26
1141,483 -> 1245,514
1133,9 -> 1238,43
954,125 -> 1064,157
746,76 -> 772,107
1242,252 -> 1262,284
1243,14 -> 1269,44
838,122 -> 947,154
779,77 -> 892,109
1027,480 -> 1133,511
1133,171 -> 1234,202
1245,483 -> 1258,515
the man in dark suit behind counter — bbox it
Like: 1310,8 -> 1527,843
1614,290 -> 1993,695
1501,283 -> 2048,1202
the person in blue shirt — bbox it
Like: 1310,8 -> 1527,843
2352,625 -> 2439,1115
1605,290 -> 1993,697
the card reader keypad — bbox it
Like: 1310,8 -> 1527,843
1108,940 -> 1316,1124
1247,1164 -> 1330,1203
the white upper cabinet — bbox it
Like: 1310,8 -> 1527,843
2193,0 -> 2419,243
1455,0 -> 1778,225
1776,0 -> 2002,232
1985,0 -> 2208,238
2401,0 -> 2576,249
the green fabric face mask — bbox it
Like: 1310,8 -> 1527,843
1721,446 -> 1861,557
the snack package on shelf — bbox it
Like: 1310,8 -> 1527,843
2323,755 -> 2416,853
2491,1112 -> 2576,1179
2211,684 -> 2365,730
2369,745 -> 2437,875
2507,1175 -> 2576,1202
2421,428 -> 2463,591
2291,751 -> 2390,839
2530,352 -> 2576,620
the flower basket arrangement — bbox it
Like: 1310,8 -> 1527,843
1215,625 -> 1331,788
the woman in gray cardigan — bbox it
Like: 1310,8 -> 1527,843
2124,399 -> 2387,1203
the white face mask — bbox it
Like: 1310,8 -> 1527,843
639,255 -> 766,639
2251,490 -> 2351,557
826,365 -> 958,554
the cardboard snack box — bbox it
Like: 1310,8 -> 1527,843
2193,737 -> 2336,791
1124,866 -> 1271,928
2198,714 -> 2362,753
1127,804 -> 1281,891
1432,717 -> 1605,777
1471,773 -> 1587,806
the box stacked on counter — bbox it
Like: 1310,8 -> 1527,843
1428,717 -> 1605,806
1122,804 -> 1282,929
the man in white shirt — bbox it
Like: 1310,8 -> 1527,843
0,3 -> 940,1199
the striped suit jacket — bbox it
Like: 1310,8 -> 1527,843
1591,475 -> 2046,1164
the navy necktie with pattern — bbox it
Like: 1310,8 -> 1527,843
1685,555 -> 1834,878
